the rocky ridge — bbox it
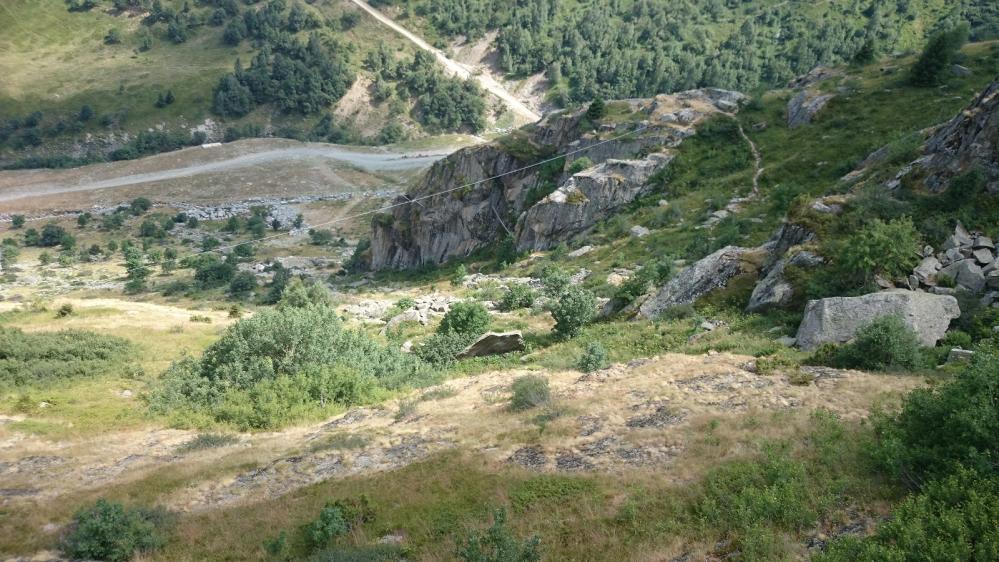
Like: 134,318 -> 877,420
369,89 -> 745,270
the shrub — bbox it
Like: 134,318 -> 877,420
306,497 -> 375,550
566,156 -> 593,175
816,468 -> 999,561
61,499 -> 169,562
458,509 -> 541,562
451,264 -> 468,287
227,271 -> 258,296
56,303 -> 74,318
550,286 -> 596,339
537,264 -> 571,298
873,352 -> 999,487
835,217 -> 921,286
415,331 -> 470,366
576,340 -> 609,372
150,305 -> 432,428
811,316 -> 923,372
499,284 -> 536,311
175,433 -> 239,453
510,375 -> 551,411
0,327 -> 133,386
438,302 -> 490,339
910,23 -> 970,87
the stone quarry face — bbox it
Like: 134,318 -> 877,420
795,290 -> 961,350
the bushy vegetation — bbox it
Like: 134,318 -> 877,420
175,433 -> 240,453
817,353 -> 999,559
576,341 -> 608,373
416,302 -> 490,365
910,23 -> 971,86
509,375 -> 550,412
150,290 -> 434,429
61,499 -> 170,562
498,284 -> 536,311
810,316 -> 924,372
0,327 -> 134,386
549,286 -> 596,339
437,301 -> 490,338
306,497 -> 375,550
388,0 -> 996,103
458,509 -> 541,562
213,34 -> 354,117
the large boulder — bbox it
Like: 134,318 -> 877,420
795,290 -> 960,350
456,331 -> 526,358
639,246 -> 764,318
787,90 -> 835,128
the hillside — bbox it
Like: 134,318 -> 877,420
3,0 -> 997,170
0,0 -> 501,168
1,25 -> 999,562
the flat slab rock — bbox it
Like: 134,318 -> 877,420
796,290 -> 960,350
456,331 -> 525,359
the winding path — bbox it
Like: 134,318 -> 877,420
347,0 -> 542,124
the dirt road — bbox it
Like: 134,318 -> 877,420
347,0 -> 542,124
0,143 -> 452,204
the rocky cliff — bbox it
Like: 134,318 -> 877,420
917,75 -> 999,192
369,89 -> 745,270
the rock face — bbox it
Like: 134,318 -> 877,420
639,246 -> 764,318
369,89 -> 745,270
516,155 -> 672,251
919,77 -> 999,192
457,331 -> 526,358
747,251 -> 823,312
795,290 -> 961,350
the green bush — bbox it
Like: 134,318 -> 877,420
415,331 -> 472,366
873,352 -> 999,487
306,497 -> 375,550
537,264 -> 571,298
811,316 -> 923,372
577,341 -> 608,373
438,302 -> 490,339
499,284 -> 536,312
0,327 -> 134,386
458,509 -> 541,562
910,23 -> 970,87
150,304 -> 432,429
509,375 -> 551,411
451,264 -> 468,287
816,468 -> 999,561
834,217 -> 921,287
550,286 -> 596,338
61,499 -> 169,562
175,433 -> 239,453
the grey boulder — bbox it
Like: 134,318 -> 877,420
939,260 -> 986,293
795,290 -> 960,350
640,246 -> 763,318
457,331 -> 526,358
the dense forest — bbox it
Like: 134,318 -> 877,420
386,0 -> 999,102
